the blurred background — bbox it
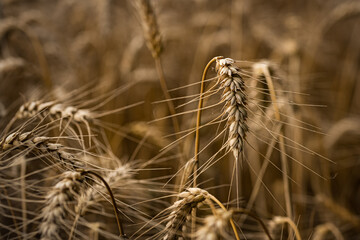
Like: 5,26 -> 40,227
0,0 -> 360,239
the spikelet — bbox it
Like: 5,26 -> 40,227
215,57 -> 248,160
39,171 -> 85,240
163,188 -> 210,240
178,158 -> 196,192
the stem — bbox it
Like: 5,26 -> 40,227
261,65 -> 293,221
193,56 -> 220,187
191,56 -> 220,239
154,57 -> 184,161
20,157 -> 27,240
80,170 -> 125,237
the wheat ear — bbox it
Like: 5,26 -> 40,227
164,188 -> 240,240
163,188 -> 210,240
15,101 -> 94,145
134,0 -> 162,58
0,131 -> 82,168
215,57 -> 248,161
16,101 -> 93,123
39,171 -> 85,240
192,57 -> 248,185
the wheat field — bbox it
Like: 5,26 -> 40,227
0,0 -> 360,239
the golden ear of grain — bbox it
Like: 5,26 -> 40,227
39,171 -> 85,240
135,0 -> 163,58
163,188 -> 209,240
215,57 -> 248,161
0,131 -> 83,168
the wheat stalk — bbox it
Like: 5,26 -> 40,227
134,0 -> 185,167
96,0 -> 110,36
191,56 -> 247,238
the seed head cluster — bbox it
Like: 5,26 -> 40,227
17,101 -> 92,123
215,58 -> 248,160
163,188 -> 209,240
0,131 -> 81,168
39,171 -> 85,240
